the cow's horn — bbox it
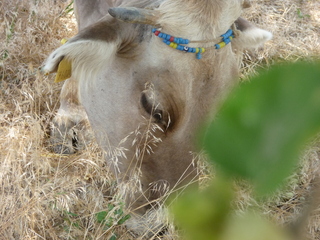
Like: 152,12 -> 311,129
108,7 -> 160,26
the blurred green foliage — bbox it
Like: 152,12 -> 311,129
173,62 -> 320,240
204,62 -> 320,195
172,176 -> 233,240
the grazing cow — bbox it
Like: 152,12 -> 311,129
44,0 -> 272,235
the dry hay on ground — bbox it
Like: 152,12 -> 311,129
0,0 -> 319,239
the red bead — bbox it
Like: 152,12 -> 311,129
169,36 -> 174,42
155,31 -> 160,36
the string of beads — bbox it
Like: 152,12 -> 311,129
152,28 -> 234,59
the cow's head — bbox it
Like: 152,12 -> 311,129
43,0 -> 272,223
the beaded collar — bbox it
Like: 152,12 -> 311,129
152,28 -> 234,59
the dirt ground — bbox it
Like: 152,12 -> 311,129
0,0 -> 319,239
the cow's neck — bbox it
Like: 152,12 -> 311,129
158,0 -> 241,42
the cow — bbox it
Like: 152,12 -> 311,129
44,0 -> 272,236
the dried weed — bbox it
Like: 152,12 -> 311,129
0,0 -> 319,239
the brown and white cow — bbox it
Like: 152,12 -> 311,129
44,0 -> 272,235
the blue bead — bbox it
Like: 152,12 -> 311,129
176,38 -> 181,44
224,37 -> 231,45
164,40 -> 170,45
166,35 -> 171,40
196,53 -> 202,59
215,44 -> 220,49
159,33 -> 163,38
221,29 -> 233,39
177,45 -> 184,51
188,48 -> 192,52
192,48 -> 196,53
152,28 -> 156,33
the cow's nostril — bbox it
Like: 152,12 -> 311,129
72,129 -> 79,152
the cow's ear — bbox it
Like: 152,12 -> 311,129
43,43 -> 74,75
43,39 -> 117,77
233,17 -> 272,49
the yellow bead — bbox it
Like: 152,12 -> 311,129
196,48 -> 200,53
219,42 -> 226,48
173,43 -> 178,49
169,42 -> 174,47
201,48 -> 206,53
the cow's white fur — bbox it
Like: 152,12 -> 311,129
157,0 -> 242,40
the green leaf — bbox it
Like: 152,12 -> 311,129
172,176 -> 234,240
118,214 -> 131,225
109,234 -> 117,240
203,62 -> 320,195
96,211 -> 108,223
220,212 -> 290,240
64,210 -> 78,217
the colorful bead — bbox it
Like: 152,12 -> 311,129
196,53 -> 202,59
226,38 -> 231,44
215,42 -> 226,49
221,29 -> 233,39
152,28 -> 234,59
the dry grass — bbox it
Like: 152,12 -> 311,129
0,0 -> 319,239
